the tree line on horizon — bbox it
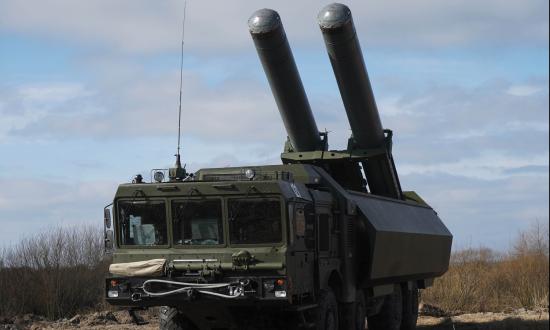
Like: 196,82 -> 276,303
0,222 -> 548,320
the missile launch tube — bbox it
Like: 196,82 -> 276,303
318,4 -> 402,199
317,3 -> 384,149
249,9 -> 322,152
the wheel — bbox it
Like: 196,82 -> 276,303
354,290 -> 367,330
401,285 -> 419,330
367,286 -> 402,330
316,290 -> 339,330
159,306 -> 196,330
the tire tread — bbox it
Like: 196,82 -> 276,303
368,286 -> 402,330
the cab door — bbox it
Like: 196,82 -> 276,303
314,200 -> 341,294
287,202 -> 315,298
316,206 -> 332,259
315,204 -> 335,266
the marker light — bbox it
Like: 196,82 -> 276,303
276,279 -> 285,286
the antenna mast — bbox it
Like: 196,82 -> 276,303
171,1 -> 188,181
176,0 -> 187,158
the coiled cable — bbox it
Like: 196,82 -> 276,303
141,279 -> 244,299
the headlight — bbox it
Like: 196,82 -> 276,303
154,171 -> 165,183
274,279 -> 286,297
107,290 -> 119,298
244,168 -> 255,180
274,290 -> 287,298
263,278 -> 287,298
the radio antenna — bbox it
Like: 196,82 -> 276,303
170,0 -> 188,181
176,0 -> 187,159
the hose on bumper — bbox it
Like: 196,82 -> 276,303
141,279 -> 244,299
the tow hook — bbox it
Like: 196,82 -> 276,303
184,288 -> 196,299
131,293 -> 142,302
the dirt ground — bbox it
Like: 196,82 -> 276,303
0,311 -> 158,330
1,307 -> 548,330
417,309 -> 549,330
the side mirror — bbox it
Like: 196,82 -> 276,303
105,230 -> 114,253
104,205 -> 114,253
104,207 -> 112,229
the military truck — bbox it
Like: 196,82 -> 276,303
104,3 -> 452,330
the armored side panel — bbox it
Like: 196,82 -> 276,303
349,192 -> 453,285
318,4 -> 402,199
249,9 -> 322,152
312,166 -> 451,289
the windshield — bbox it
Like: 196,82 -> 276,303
228,198 -> 282,244
172,199 -> 223,245
118,200 -> 167,246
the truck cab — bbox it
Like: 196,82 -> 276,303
105,165 -> 346,328
105,163 -> 451,330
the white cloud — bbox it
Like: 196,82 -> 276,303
378,79 -> 549,163
0,0 -> 548,250
2,69 -> 548,174
0,83 -> 102,142
0,177 -> 117,243
3,73 -> 283,143
442,121 -> 549,140
0,0 -> 547,53
0,179 -> 114,211
399,152 -> 549,180
18,84 -> 91,103
507,84 -> 544,96
401,172 -> 549,250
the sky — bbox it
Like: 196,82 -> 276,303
0,0 -> 548,251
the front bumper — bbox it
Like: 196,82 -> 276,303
105,275 -> 290,307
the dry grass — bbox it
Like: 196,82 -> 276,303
422,222 -> 549,313
0,225 -> 110,320
418,318 -> 549,330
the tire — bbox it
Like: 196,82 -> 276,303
354,290 -> 367,330
401,285 -> 419,330
316,290 -> 339,330
367,286 -> 402,330
159,306 -> 196,330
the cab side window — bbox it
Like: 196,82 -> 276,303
304,204 -> 315,250
318,214 -> 330,252
292,203 -> 315,250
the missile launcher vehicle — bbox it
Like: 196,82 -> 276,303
104,3 -> 452,330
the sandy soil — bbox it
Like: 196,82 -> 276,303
1,308 -> 548,330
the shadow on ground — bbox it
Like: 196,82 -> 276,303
417,318 -> 549,330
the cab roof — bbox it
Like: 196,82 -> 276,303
114,164 -> 321,201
